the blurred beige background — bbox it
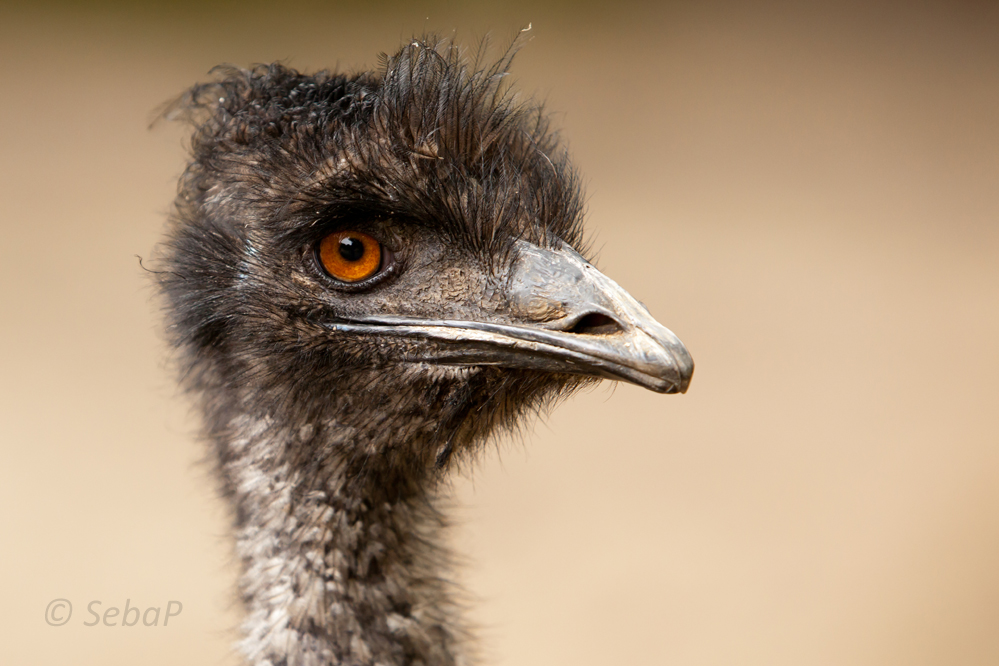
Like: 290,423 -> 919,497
1,1 -> 997,664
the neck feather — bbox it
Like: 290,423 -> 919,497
216,401 -> 469,666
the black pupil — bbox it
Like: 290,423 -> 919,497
338,237 -> 366,262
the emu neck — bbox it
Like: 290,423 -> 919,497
219,401 -> 465,666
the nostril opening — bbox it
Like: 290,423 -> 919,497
568,312 -> 623,335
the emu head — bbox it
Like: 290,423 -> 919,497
158,39 -> 693,483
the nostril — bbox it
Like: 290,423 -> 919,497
567,312 -> 624,335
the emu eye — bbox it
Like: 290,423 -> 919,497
318,231 -> 383,283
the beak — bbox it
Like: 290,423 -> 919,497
327,240 -> 693,394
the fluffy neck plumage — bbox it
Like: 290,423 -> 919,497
214,387 -> 470,666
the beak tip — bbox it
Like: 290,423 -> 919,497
679,360 -> 694,394
666,345 -> 694,395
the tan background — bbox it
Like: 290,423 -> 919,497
1,1 -> 997,664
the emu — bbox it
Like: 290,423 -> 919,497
158,37 -> 693,666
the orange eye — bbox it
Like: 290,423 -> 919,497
318,230 -> 383,282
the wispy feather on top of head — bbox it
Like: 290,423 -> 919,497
162,33 -> 588,260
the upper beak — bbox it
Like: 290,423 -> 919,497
503,240 -> 693,393
326,240 -> 693,394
